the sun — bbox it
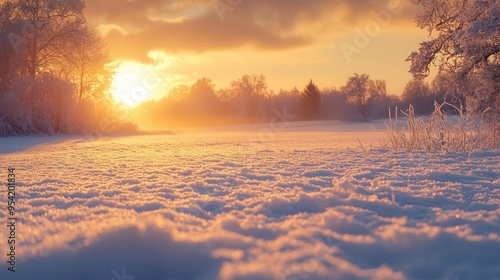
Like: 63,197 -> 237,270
112,66 -> 149,107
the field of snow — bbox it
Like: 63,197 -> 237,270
0,121 -> 499,280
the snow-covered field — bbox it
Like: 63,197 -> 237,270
0,121 -> 499,280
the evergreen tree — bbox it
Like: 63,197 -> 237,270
300,80 -> 321,120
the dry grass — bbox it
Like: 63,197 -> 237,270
382,102 -> 499,153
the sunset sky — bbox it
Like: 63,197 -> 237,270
84,0 -> 430,102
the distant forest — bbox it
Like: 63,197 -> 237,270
133,73 -> 464,128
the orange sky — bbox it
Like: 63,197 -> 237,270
84,0 -> 430,101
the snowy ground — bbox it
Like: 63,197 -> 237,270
0,121 -> 499,280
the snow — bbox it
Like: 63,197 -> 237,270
0,122 -> 499,280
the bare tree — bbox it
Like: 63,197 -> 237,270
368,80 -> 387,98
8,0 -> 85,80
230,74 -> 268,122
342,73 -> 371,122
62,28 -> 114,104
401,79 -> 433,115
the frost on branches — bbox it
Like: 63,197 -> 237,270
407,0 -> 500,123
0,0 -> 131,136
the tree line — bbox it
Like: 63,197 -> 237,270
134,73 -> 461,128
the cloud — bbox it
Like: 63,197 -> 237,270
83,0 -> 419,61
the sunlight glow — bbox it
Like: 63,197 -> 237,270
112,66 -> 149,107
111,56 -> 181,107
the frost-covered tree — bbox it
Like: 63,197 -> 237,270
407,0 -> 499,121
4,0 -> 85,83
0,0 -> 124,135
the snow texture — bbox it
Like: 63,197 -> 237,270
0,122 -> 499,280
